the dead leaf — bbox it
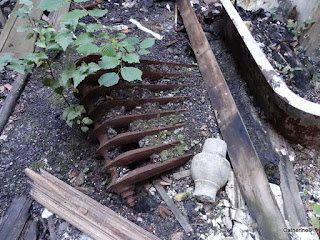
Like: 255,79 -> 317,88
16,102 -> 24,113
160,181 -> 171,186
78,207 -> 88,215
4,83 -> 12,91
121,28 -> 129,33
0,85 -> 5,93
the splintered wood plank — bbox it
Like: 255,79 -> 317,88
0,195 -> 32,240
0,0 -> 43,59
25,168 -> 160,240
279,153 -> 309,228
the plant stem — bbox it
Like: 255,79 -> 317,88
46,59 -> 70,105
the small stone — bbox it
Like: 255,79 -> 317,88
41,208 -> 53,219
75,172 -> 85,186
223,216 -> 233,230
58,221 -> 70,234
0,135 -> 8,141
171,232 -> 184,240
80,234 -> 93,240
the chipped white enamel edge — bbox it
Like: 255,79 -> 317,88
221,0 -> 320,116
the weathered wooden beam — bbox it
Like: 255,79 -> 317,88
176,1 -> 289,239
0,195 -> 32,240
279,153 -> 309,228
25,168 -> 160,240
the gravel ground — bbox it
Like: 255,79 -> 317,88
0,1 -> 319,239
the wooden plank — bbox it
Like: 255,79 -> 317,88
49,0 -> 71,30
25,168 -> 160,240
0,2 -> 20,50
279,153 -> 309,228
0,73 -> 29,134
173,169 -> 191,180
0,195 -> 32,240
0,0 -> 43,59
152,180 -> 193,233
176,1 -> 289,239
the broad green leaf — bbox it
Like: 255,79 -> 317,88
36,40 -> 46,48
88,9 -> 108,17
0,54 -> 12,70
59,63 -> 76,87
139,38 -> 155,49
122,53 -> 139,63
81,126 -> 89,132
26,32 -> 34,40
55,30 -> 74,51
116,33 -> 126,39
138,49 -> 150,55
62,9 -> 88,23
86,23 -> 101,32
124,44 -> 135,52
121,67 -> 142,82
82,117 -> 93,125
310,217 -> 320,229
125,37 -> 139,45
39,0 -> 67,11
99,32 -> 110,39
98,72 -> 119,87
74,0 -> 88,2
100,43 -> 116,57
73,71 -> 88,88
98,56 -> 120,69
17,26 -> 32,32
7,64 -> 27,74
118,41 -> 129,47
73,33 -> 94,45
76,43 -> 99,56
312,203 -> 320,215
88,62 -> 101,74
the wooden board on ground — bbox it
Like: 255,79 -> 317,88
279,153 -> 309,228
25,168 -> 160,240
0,195 -> 32,240
0,0 -> 43,59
48,0 -> 71,30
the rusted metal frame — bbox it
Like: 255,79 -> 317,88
107,154 -> 193,193
88,96 -> 188,120
97,123 -> 185,156
103,141 -> 180,169
80,84 -> 185,110
90,109 -> 187,141
176,1 -> 289,239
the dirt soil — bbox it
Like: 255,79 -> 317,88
0,1 -> 319,240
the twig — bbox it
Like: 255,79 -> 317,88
129,19 -> 163,40
152,180 -> 193,233
75,0 -> 101,10
0,73 -> 29,134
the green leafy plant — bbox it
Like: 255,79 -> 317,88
310,203 -> 320,229
0,0 -> 155,130
286,18 -> 315,37
270,8 -> 279,21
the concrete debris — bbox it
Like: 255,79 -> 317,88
41,208 -> 53,219
236,0 -> 279,12
171,232 -> 184,240
269,183 -> 285,217
225,171 -> 246,209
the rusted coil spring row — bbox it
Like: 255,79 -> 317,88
76,55 -> 194,206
